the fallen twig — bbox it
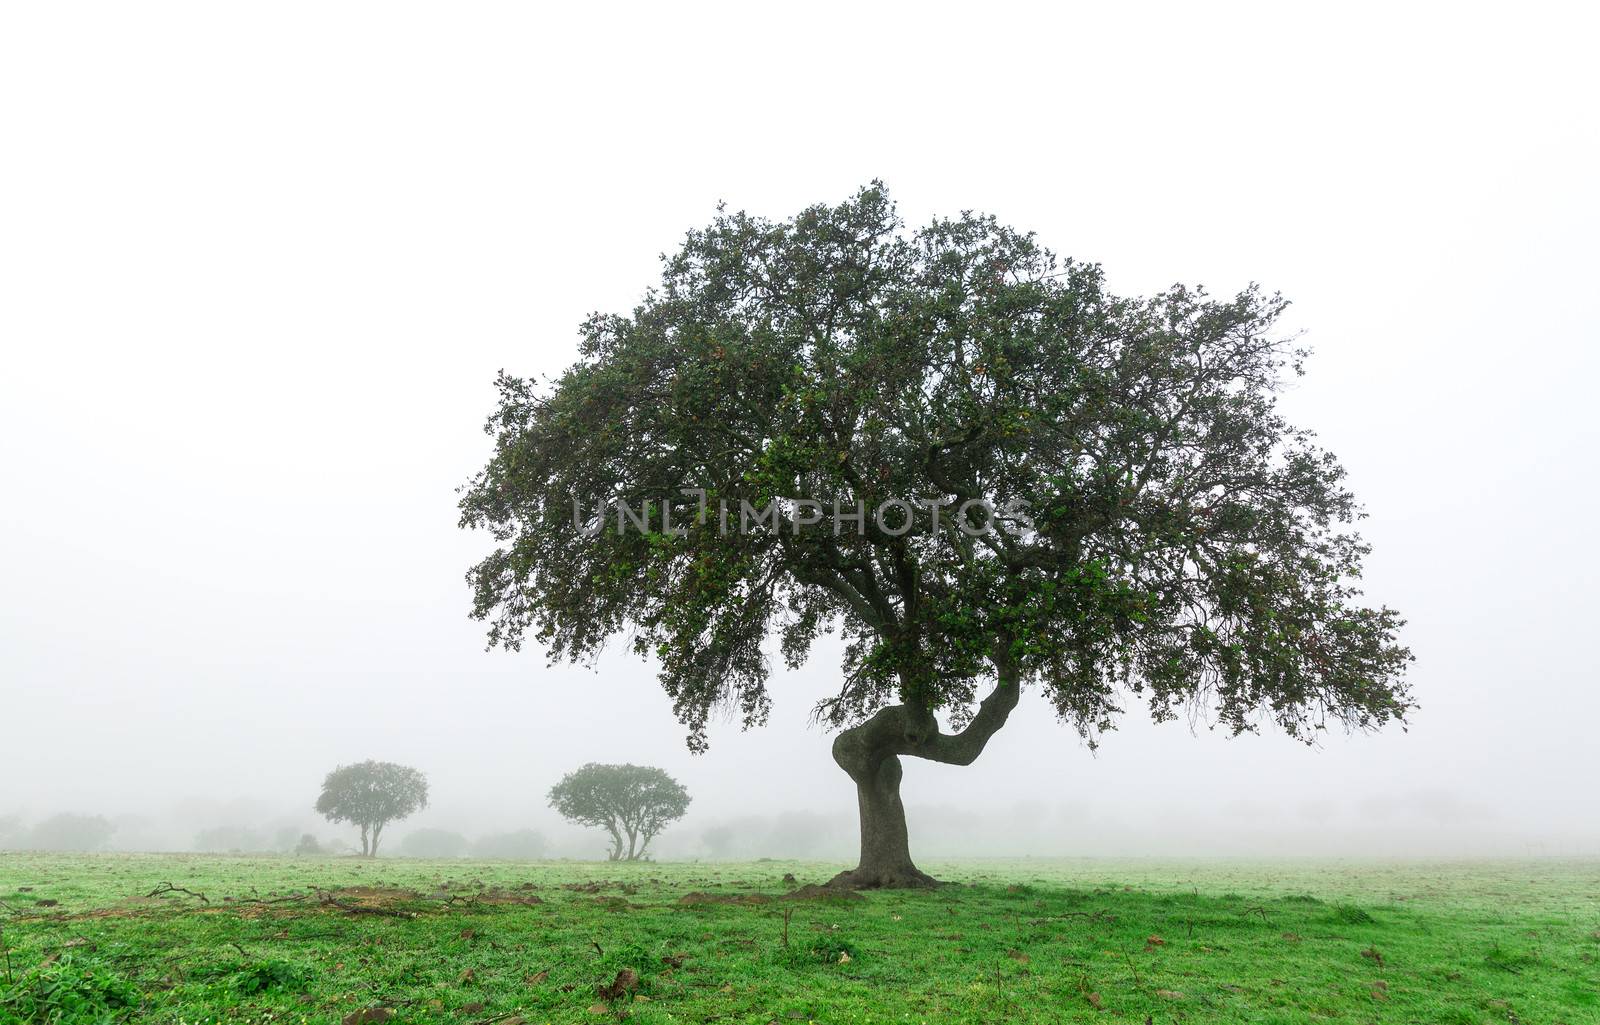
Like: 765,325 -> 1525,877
227,892 -> 310,907
314,892 -> 414,920
146,883 -> 210,904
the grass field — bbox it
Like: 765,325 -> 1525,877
1,854 -> 1595,1024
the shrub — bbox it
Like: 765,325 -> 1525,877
1330,903 -> 1375,925
1,955 -> 140,1022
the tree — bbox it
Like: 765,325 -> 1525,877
547,763 -> 690,860
460,184 -> 1413,887
472,829 -> 548,860
193,826 -> 270,852
700,824 -> 736,860
293,833 -> 324,856
27,813 -> 114,852
314,760 -> 428,857
398,828 -> 469,858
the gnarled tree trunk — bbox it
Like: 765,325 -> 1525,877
828,669 -> 1020,889
830,746 -> 936,888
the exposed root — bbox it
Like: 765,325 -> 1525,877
826,866 -> 940,890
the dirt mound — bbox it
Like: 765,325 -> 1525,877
783,884 -> 864,902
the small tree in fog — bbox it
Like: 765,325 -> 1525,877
314,760 -> 428,857
193,826 -> 270,853
293,833 -> 323,856
472,829 -> 547,860
548,763 -> 690,861
398,828 -> 469,858
701,824 -> 735,860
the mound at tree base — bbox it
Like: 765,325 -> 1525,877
826,866 -> 941,890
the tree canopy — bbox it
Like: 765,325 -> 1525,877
547,763 -> 691,861
462,183 -> 1410,747
314,760 -> 429,857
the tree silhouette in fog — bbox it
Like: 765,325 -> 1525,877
314,760 -> 428,857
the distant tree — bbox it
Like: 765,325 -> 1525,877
293,833 -> 324,856
471,829 -> 548,860
765,811 -> 834,859
398,828 -> 469,858
548,763 -> 690,861
700,824 -> 735,860
314,760 -> 429,857
28,813 -> 114,852
193,826 -> 270,853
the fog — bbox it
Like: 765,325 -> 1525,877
3,4 -> 1597,861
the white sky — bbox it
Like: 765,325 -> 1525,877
2,2 -> 1597,858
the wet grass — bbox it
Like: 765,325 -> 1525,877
1,853 -> 1596,1023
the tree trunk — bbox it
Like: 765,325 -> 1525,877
826,667 -> 1020,890
829,748 -> 936,888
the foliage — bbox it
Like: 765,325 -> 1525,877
0,954 -> 139,1023
313,760 -> 429,857
460,183 -> 1412,755
223,958 -> 306,995
1331,902 -> 1376,924
548,763 -> 690,860
292,833 -> 323,856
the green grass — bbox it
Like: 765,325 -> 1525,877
1,853 -> 1596,1023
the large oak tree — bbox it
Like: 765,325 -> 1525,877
460,184 -> 1412,887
